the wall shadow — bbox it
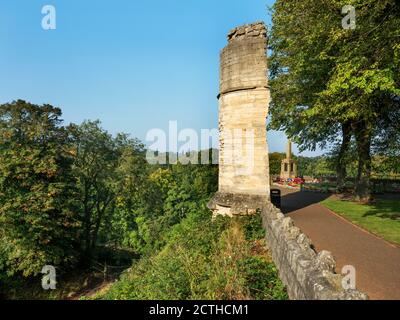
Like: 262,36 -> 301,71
279,190 -> 331,214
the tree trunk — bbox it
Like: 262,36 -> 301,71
336,122 -> 352,193
83,185 -> 91,253
354,120 -> 373,202
91,204 -> 105,250
82,180 -> 94,265
91,195 -> 114,250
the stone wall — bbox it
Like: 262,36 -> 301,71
211,22 -> 367,299
261,201 -> 368,300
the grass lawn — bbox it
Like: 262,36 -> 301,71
321,198 -> 400,246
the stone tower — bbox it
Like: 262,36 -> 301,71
280,139 -> 298,180
208,22 -> 270,216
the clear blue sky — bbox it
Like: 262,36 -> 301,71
0,0 -> 323,156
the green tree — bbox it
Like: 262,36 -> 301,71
108,134 -> 155,251
373,97 -> 400,175
269,152 -> 285,176
69,121 -> 119,259
269,0 -> 400,200
0,100 -> 79,277
125,161 -> 219,255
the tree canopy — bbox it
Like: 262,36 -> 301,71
269,0 -> 400,200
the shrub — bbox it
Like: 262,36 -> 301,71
102,209 -> 288,300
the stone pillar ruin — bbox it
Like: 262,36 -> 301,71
280,139 -> 298,180
208,22 -> 270,216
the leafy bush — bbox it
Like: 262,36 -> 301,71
239,212 -> 266,241
238,257 -> 287,300
102,208 -> 288,300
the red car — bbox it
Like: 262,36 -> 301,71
293,177 -> 305,184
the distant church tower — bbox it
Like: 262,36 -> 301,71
280,139 -> 297,180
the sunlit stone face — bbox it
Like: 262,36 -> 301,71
208,22 -> 271,216
218,22 -> 270,197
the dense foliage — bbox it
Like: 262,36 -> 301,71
0,101 -> 79,277
0,101 -> 218,283
269,0 -> 400,200
269,152 -> 338,177
0,100 -> 286,300
271,153 -> 400,180
99,211 -> 287,300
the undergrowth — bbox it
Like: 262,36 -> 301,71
93,208 -> 288,300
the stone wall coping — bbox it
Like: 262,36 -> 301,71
261,201 -> 369,300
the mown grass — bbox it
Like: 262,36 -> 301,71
321,199 -> 400,246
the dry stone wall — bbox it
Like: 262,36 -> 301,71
261,201 -> 368,300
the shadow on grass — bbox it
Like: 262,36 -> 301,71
362,200 -> 400,221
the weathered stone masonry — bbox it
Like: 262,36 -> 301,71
218,22 -> 270,197
261,201 -> 368,300
209,22 -> 368,300
208,22 -> 270,215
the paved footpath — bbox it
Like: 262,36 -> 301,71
277,187 -> 400,300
